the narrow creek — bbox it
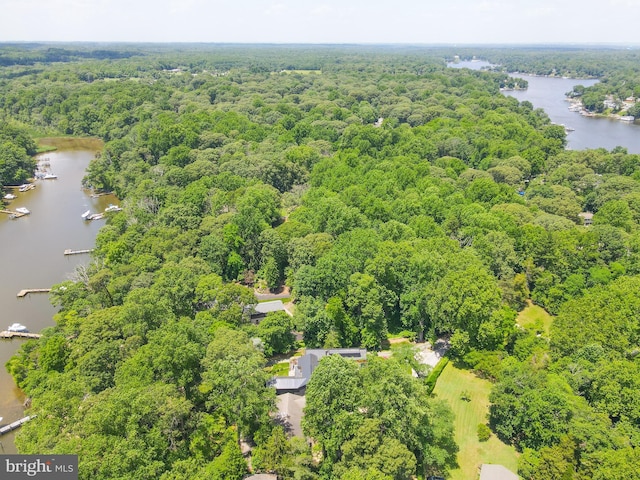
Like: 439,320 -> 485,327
1,140 -> 116,453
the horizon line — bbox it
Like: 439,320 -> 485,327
1,41 -> 639,48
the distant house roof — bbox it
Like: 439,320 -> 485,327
578,211 -> 594,226
306,348 -> 367,360
479,464 -> 519,480
249,300 -> 287,324
254,300 -> 286,314
269,376 -> 307,391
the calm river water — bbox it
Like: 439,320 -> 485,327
450,60 -> 640,153
0,147 -> 115,453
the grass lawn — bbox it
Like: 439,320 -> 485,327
516,300 -> 553,337
433,363 -> 519,480
267,361 -> 290,376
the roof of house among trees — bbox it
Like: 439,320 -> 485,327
254,300 -> 286,314
479,464 -> 519,480
270,348 -> 367,393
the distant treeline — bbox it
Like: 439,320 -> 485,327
0,45 -> 143,66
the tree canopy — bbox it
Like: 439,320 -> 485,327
4,43 -> 640,479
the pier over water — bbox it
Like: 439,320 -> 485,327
0,416 -> 36,436
16,289 -> 51,298
0,331 -> 42,340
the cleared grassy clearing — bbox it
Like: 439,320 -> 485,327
433,363 -> 519,480
516,300 -> 553,336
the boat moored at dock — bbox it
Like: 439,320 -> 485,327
7,323 -> 28,333
104,204 -> 122,212
0,415 -> 37,436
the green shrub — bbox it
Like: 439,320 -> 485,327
397,330 -> 416,340
463,349 -> 505,381
425,357 -> 449,394
477,423 -> 491,442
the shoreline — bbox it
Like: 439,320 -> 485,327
567,98 -> 638,124
0,147 -> 112,454
35,136 -> 104,152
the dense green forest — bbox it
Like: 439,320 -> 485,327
0,121 -> 37,188
3,44 -> 640,479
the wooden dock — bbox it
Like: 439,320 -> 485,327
0,209 -> 27,218
0,331 -> 42,339
0,416 -> 36,436
16,288 -> 51,298
64,249 -> 94,255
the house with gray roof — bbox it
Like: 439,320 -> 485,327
269,348 -> 367,393
250,300 -> 286,324
276,392 -> 306,437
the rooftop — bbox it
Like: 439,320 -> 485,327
276,392 -> 306,437
270,348 -> 367,393
479,464 -> 519,480
254,300 -> 286,314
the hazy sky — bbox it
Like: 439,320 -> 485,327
1,0 -> 639,44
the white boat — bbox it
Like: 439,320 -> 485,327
18,184 -> 34,192
15,207 -> 31,215
81,210 -> 91,219
43,173 -> 58,180
3,193 -> 17,200
88,213 -> 105,221
104,204 -> 122,213
8,323 -> 28,332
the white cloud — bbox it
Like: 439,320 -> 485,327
524,5 -> 557,17
311,4 -> 334,16
608,0 -> 640,5
474,1 -> 511,13
169,0 -> 204,15
265,2 -> 286,15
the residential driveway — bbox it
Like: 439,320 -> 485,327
255,286 -> 291,301
415,338 -> 449,368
